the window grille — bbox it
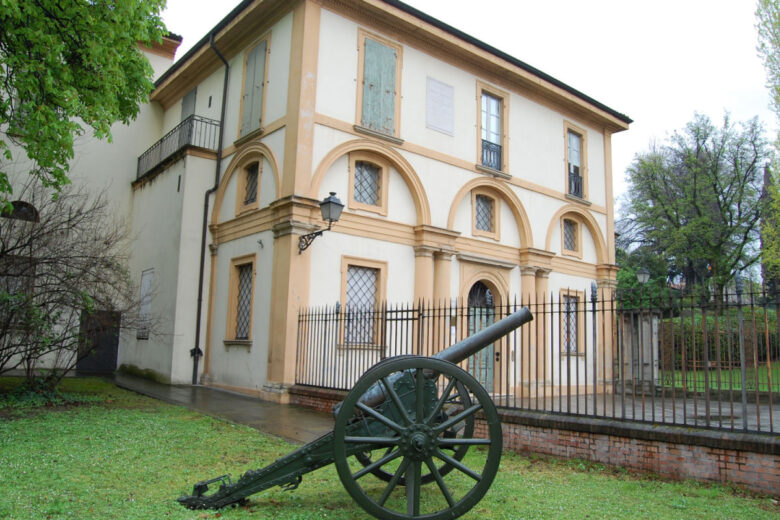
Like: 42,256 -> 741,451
235,263 -> 253,339
345,265 -> 378,344
244,163 -> 259,205
563,219 -> 577,252
475,195 -> 493,232
562,295 -> 578,353
354,161 -> 380,206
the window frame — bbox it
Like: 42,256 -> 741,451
348,151 -> 389,216
560,289 -> 585,355
339,256 -> 387,348
475,80 -> 510,174
564,121 -> 588,200
355,28 -> 403,140
561,216 -> 583,258
471,189 -> 500,241
235,160 -> 262,215
237,34 -> 271,140
225,254 -> 256,345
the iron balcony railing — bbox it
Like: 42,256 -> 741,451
136,115 -> 220,179
297,290 -> 780,434
481,140 -> 502,171
568,172 -> 583,198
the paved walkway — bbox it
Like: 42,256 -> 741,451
112,374 -> 334,444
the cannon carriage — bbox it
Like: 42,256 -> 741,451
179,307 -> 533,519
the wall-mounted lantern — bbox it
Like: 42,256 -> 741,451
636,267 -> 650,285
298,192 -> 344,254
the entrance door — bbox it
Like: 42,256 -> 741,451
76,310 -> 120,374
467,282 -> 495,392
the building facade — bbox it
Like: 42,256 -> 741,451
38,0 -> 632,398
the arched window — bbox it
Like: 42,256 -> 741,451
2,201 -> 39,222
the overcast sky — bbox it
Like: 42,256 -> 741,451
161,0 -> 775,201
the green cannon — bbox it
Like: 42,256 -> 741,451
179,307 -> 533,520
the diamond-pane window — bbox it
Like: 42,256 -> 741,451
563,295 -> 578,353
345,265 -> 378,344
563,219 -> 577,252
235,263 -> 253,339
354,161 -> 380,206
475,195 -> 493,232
244,163 -> 259,205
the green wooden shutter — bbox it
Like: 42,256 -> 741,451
241,40 -> 267,136
362,38 -> 397,135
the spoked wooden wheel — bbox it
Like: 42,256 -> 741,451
334,356 -> 502,520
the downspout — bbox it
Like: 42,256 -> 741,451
191,34 -> 229,384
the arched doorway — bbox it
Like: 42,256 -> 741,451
468,281 -> 495,392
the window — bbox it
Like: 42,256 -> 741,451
137,269 -> 153,340
0,255 -> 35,330
471,190 -> 500,240
561,217 -> 581,258
560,290 -> 584,354
226,255 -> 255,343
564,121 -> 588,199
236,161 -> 261,214
1,201 -> 39,222
476,81 -> 509,174
239,39 -> 268,138
181,88 -> 197,121
356,30 -> 402,139
348,152 -> 389,215
341,257 -> 386,346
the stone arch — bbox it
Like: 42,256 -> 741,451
309,139 -> 431,226
544,204 -> 608,264
211,142 -> 281,225
446,178 -> 533,248
459,269 -> 509,308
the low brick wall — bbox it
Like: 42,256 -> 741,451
289,385 -> 779,496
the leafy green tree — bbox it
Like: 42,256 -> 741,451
0,0 -> 166,202
619,114 -> 769,303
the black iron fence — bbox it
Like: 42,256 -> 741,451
296,290 -> 779,434
136,115 -> 220,179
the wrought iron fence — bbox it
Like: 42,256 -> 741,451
297,290 -> 779,434
568,172 -> 583,198
136,115 -> 220,179
481,140 -> 502,171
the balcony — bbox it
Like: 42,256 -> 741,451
136,115 -> 220,180
481,140 -> 502,171
568,172 -> 583,198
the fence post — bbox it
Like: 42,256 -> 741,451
591,282 -> 598,415
736,274 -> 749,431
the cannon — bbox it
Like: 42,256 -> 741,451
179,307 -> 533,519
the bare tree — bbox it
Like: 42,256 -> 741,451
0,181 -> 145,389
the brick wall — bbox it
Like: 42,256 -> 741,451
289,385 -> 780,497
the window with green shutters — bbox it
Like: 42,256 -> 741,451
240,40 -> 267,137
359,32 -> 401,137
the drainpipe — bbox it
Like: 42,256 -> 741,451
191,34 -> 229,385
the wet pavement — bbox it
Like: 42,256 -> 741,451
112,374 -> 334,444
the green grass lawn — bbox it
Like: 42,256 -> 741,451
0,378 -> 777,519
660,365 -> 780,393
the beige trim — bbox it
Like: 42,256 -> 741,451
563,120 -> 589,201
561,217 -> 583,259
560,289 -> 586,355
458,263 -> 509,307
312,115 -> 607,214
471,188 -> 500,241
356,28 -> 404,139
237,32 -> 272,139
225,254 -> 257,342
339,255 -> 388,346
203,244 -> 218,378
348,151 -> 390,216
604,131 -> 616,264
414,247 -> 435,302
235,161 -> 262,215
476,80 -> 510,173
544,205 -> 608,264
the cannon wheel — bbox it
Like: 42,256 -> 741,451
354,356 -> 475,485
334,356 -> 502,520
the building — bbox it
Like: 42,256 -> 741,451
39,0 -> 632,399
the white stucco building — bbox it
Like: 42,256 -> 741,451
15,0 -> 631,399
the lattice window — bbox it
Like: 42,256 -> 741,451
244,163 -> 259,205
563,219 -> 578,252
562,295 -> 579,353
475,195 -> 493,232
354,161 -> 380,206
345,265 -> 378,344
235,263 -> 253,339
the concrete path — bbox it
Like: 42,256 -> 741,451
112,374 -> 334,444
